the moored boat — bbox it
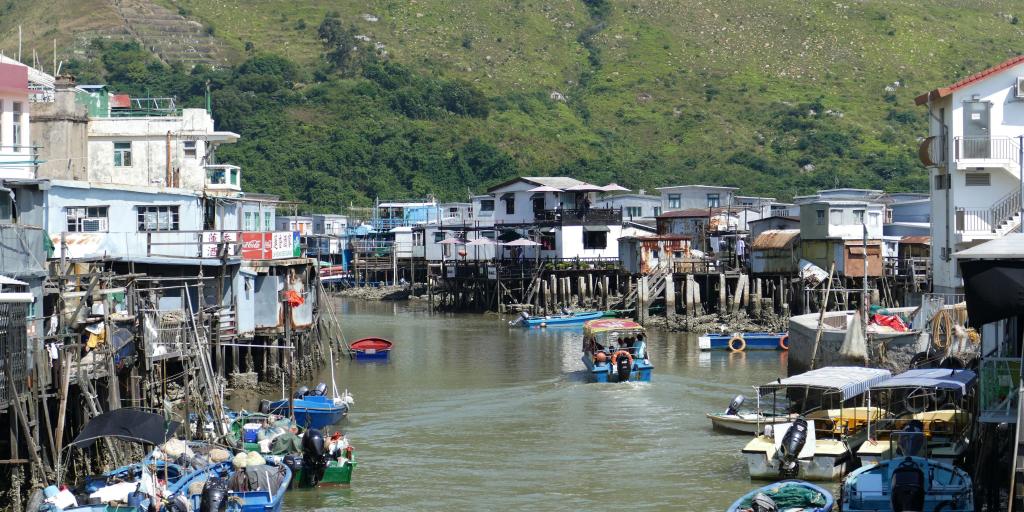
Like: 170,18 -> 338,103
707,394 -> 796,434
581,319 -> 653,383
698,332 -> 789,351
514,310 -> 604,328
164,457 -> 291,512
854,368 -> 976,467
264,383 -> 354,430
841,456 -> 973,511
228,413 -> 357,487
727,480 -> 834,512
349,337 -> 393,361
741,367 -> 891,481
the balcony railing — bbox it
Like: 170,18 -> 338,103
955,189 -> 1021,233
534,208 -> 622,226
954,136 -> 1021,163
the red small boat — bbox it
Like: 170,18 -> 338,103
349,337 -> 393,361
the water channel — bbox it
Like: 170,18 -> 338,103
277,298 -> 790,511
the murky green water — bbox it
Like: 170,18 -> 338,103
278,299 -> 789,511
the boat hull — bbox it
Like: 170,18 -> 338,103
727,480 -> 835,512
743,437 -> 850,481
174,461 -> 292,512
267,398 -> 347,430
706,413 -> 795,434
352,349 -> 390,361
293,459 -> 356,487
350,338 -> 393,361
841,456 -> 974,511
524,311 -> 604,327
698,332 -> 788,351
582,354 -> 653,383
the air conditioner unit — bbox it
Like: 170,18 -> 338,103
1016,76 -> 1024,99
82,218 -> 107,232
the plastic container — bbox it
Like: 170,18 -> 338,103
242,423 -> 261,443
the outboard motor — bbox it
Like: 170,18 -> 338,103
258,399 -> 271,414
751,492 -> 778,512
896,420 -> 925,457
313,383 -> 328,396
301,429 -> 328,487
616,354 -> 632,382
777,418 -> 808,478
282,454 -> 304,489
890,458 -> 926,512
164,495 -> 191,512
725,395 -> 745,416
294,386 -> 309,399
509,311 -> 530,326
561,306 -> 571,315
200,477 -> 229,512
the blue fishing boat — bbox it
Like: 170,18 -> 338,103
728,480 -> 834,511
841,456 -> 973,511
698,331 -> 789,351
165,460 -> 292,512
512,310 -> 604,328
264,383 -> 353,430
581,319 -> 653,383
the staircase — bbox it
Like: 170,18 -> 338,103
620,264 -> 672,311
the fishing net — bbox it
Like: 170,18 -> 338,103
737,484 -> 827,509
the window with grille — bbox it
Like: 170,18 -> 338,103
183,140 -> 197,159
264,212 -> 272,230
707,193 -> 720,208
11,102 -> 21,149
625,206 -> 642,218
137,205 -> 180,231
114,142 -> 132,167
816,209 -> 826,225
965,173 -> 990,186
853,209 -> 865,224
668,194 -> 681,209
66,206 -> 109,232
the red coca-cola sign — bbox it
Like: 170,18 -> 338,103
240,232 -> 271,260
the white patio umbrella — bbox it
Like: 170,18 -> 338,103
501,238 -> 541,246
562,183 -> 603,192
600,183 -> 630,192
466,238 -> 495,246
527,185 -> 564,193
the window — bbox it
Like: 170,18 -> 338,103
583,230 -> 607,249
965,173 -> 990,186
504,197 -> 515,215
0,194 -> 10,223
479,199 -> 494,212
434,232 -> 446,243
816,209 -> 825,225
852,209 -> 865,225
869,212 -> 881,226
183,140 -> 197,159
243,212 -> 255,231
829,209 -> 843,226
540,231 -> 556,250
264,212 -> 272,230
934,174 -> 950,190
136,205 -> 180,231
114,142 -> 132,167
481,230 -> 496,240
66,206 -> 109,232
532,196 -> 545,215
11,102 -> 21,149
707,193 -> 720,208
668,194 -> 681,209
653,207 -> 661,216
625,206 -> 642,218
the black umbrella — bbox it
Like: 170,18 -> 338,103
69,408 -> 180,448
960,259 -> 1024,327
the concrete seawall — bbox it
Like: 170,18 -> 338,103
788,308 -> 925,375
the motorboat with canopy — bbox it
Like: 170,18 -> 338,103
581,319 -> 653,382
855,368 -> 976,467
741,367 -> 892,481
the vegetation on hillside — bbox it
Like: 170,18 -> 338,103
22,1 -> 1024,209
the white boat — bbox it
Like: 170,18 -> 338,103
854,368 -> 976,467
706,394 -> 795,434
740,366 -> 892,481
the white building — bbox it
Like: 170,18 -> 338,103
799,200 -> 886,278
276,215 -> 313,235
486,176 -> 623,260
595,192 -> 661,220
656,184 -> 737,212
0,62 -> 34,180
916,55 -> 1024,293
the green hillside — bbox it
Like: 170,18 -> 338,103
8,0 -> 1024,209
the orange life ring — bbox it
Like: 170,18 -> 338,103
728,335 -> 746,352
611,350 -> 633,367
778,335 -> 790,351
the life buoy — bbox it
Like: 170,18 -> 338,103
778,335 -> 789,351
728,335 -> 746,352
611,350 -> 633,367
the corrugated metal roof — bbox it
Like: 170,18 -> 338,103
900,235 -> 931,245
762,366 -> 892,401
751,229 -> 800,250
